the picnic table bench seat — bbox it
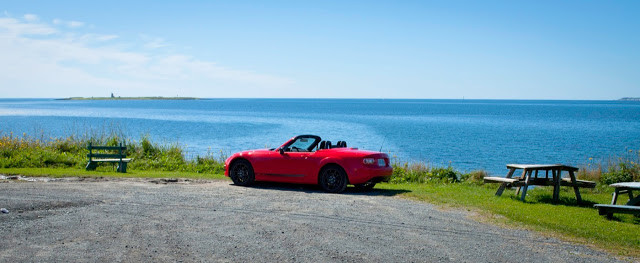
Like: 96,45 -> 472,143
594,204 -> 640,219
560,178 -> 596,188
85,142 -> 131,173
484,176 -> 596,188
483,176 -> 519,184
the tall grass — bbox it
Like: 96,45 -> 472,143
0,131 -> 225,174
577,149 -> 640,185
1,130 -> 638,185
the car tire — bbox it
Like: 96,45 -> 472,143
230,159 -> 255,186
354,182 -> 376,190
319,165 -> 348,193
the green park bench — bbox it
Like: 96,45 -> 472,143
85,142 -> 132,173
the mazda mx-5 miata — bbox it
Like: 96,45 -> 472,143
224,135 -> 393,193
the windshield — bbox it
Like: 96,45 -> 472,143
286,136 -> 320,152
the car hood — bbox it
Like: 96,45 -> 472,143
231,148 -> 271,156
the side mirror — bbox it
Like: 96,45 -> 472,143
279,147 -> 285,154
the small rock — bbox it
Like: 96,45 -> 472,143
1,208 -> 9,214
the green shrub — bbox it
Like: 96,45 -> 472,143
390,162 -> 465,184
433,167 -> 459,183
461,170 -> 487,184
601,162 -> 638,185
140,136 -> 158,158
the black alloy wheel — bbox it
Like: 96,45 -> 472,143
230,159 -> 255,186
319,165 -> 348,193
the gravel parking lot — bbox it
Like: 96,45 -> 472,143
0,177 -> 625,262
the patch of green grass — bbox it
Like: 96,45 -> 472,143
377,182 -> 640,257
0,167 -> 227,180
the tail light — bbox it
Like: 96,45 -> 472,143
363,157 -> 388,167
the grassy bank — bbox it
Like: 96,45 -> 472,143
1,132 -> 639,256
0,132 -> 225,174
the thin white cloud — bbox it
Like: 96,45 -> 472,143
52,18 -> 85,28
23,14 -> 38,21
79,33 -> 119,42
143,37 -> 167,49
0,17 -> 57,35
67,20 -> 84,28
96,34 -> 118,41
0,13 -> 294,98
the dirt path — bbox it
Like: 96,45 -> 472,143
0,178 -> 624,262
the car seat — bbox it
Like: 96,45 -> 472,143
319,141 -> 326,150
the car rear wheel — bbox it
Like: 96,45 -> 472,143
319,165 -> 348,193
230,159 -> 255,186
354,182 -> 376,190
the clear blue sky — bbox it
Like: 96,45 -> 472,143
1,0 -> 638,99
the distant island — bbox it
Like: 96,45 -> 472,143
619,97 -> 640,101
57,96 -> 200,101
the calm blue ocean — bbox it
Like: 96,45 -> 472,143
1,98 -> 639,175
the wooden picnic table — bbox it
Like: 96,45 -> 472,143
594,182 -> 640,218
609,182 -> 640,205
484,164 -> 595,203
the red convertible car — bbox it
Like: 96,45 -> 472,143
224,135 -> 393,193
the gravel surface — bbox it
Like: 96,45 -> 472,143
0,177 -> 628,262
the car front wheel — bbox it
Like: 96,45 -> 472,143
319,165 -> 348,193
230,159 -> 255,186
